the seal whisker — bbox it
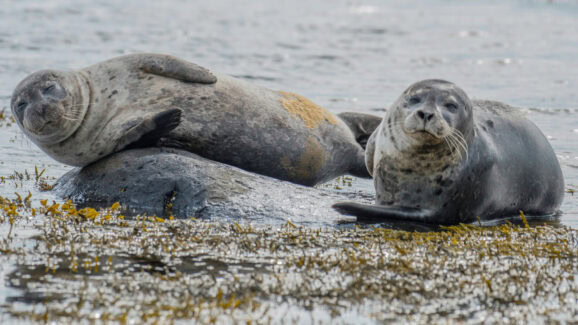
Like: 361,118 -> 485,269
449,129 -> 468,162
61,104 -> 89,110
448,133 -> 465,162
445,135 -> 463,162
61,109 -> 84,121
61,114 -> 79,121
444,136 -> 457,160
451,129 -> 468,155
452,136 -> 465,161
442,137 -> 454,159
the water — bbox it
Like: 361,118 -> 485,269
0,0 -> 577,227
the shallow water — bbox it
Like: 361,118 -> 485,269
0,0 -> 577,228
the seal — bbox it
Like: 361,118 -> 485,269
333,79 -> 564,224
53,147 -> 372,224
10,53 -> 380,186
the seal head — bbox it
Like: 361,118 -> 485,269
400,79 -> 473,145
11,70 -> 89,145
367,79 -> 473,177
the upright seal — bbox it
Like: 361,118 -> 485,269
334,79 -> 564,224
11,53 -> 380,186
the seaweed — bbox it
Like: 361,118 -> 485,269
0,193 -> 576,323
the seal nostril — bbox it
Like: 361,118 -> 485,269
417,111 -> 433,121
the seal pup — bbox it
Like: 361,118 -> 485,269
11,53 -> 380,186
333,79 -> 564,224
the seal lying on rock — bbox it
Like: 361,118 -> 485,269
333,79 -> 564,225
11,53 -> 380,186
54,147 -> 374,225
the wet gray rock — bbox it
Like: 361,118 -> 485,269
54,148 -> 372,225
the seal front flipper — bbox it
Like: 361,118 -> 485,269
337,112 -> 382,149
133,53 -> 217,84
333,202 -> 434,223
119,108 -> 183,151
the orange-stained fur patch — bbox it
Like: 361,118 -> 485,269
279,91 -> 338,129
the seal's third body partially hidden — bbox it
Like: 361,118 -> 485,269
11,54 -> 380,186
334,79 -> 564,224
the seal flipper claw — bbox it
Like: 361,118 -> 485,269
135,53 -> 217,84
121,108 -> 182,150
333,202 -> 433,223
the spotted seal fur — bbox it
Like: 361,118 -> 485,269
11,53 -> 380,186
334,79 -> 564,224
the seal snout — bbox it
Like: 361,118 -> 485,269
23,101 -> 64,134
416,110 -> 434,122
403,108 -> 448,140
398,81 -> 468,142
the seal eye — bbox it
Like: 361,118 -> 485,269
409,96 -> 421,105
445,103 -> 458,112
17,102 -> 28,111
43,84 -> 56,94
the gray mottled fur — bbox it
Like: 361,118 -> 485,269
53,148 -> 373,224
11,53 -> 378,186
334,80 -> 564,224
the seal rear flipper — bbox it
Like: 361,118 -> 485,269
120,108 -> 183,150
332,202 -> 434,223
346,129 -> 377,179
134,53 -> 217,84
337,112 -> 382,149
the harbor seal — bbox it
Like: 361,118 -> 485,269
333,79 -> 564,224
53,147 -> 372,224
10,53 -> 380,186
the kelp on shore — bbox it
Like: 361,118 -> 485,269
0,194 -> 577,323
